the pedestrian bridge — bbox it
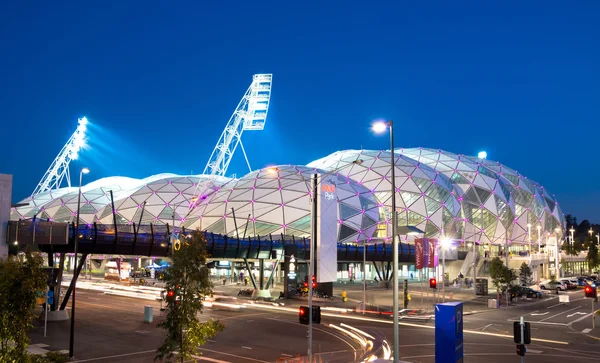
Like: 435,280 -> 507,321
6,220 -> 416,263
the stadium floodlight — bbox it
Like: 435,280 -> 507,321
203,74 -> 273,178
478,151 -> 487,159
32,116 -> 89,196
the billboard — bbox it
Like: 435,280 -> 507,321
415,238 -> 424,269
316,174 -> 338,283
416,238 -> 439,269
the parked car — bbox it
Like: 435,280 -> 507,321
560,279 -> 577,290
539,280 -> 567,292
512,286 -> 543,298
577,277 -> 590,287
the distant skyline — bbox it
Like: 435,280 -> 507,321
1,2 -> 598,221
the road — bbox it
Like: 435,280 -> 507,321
28,287 -> 600,362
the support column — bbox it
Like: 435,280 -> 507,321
54,254 -> 66,311
60,253 -> 88,310
243,258 -> 257,289
259,259 -> 264,289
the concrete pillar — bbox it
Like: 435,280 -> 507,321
0,174 -> 12,260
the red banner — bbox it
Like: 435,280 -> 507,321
415,238 -> 424,269
427,238 -> 438,268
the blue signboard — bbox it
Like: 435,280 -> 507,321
47,290 -> 54,306
435,302 -> 463,363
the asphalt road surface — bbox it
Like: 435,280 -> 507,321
28,288 -> 600,362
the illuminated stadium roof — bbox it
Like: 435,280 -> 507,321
11,149 -> 565,245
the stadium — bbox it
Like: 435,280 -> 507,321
11,147 -> 564,248
10,74 -> 565,251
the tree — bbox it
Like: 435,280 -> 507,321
519,262 -> 533,286
586,242 -> 600,273
0,252 -> 48,361
488,257 -> 517,293
156,230 -> 224,362
562,240 -> 580,257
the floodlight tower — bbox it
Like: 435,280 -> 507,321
203,74 -> 272,177
32,117 -> 88,195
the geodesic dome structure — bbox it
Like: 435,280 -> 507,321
11,148 -> 564,246
11,174 -> 230,227
307,150 -> 462,240
399,148 -> 564,245
185,165 -> 380,243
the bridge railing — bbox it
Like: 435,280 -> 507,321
6,220 -> 415,262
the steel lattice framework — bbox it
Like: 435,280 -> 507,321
31,117 -> 88,196
203,74 -> 272,177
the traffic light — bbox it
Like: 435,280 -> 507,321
166,289 -> 175,303
584,285 -> 597,298
429,278 -> 437,289
312,275 -> 317,289
299,305 -> 321,325
299,306 -> 309,325
516,344 -> 526,356
513,322 -> 531,344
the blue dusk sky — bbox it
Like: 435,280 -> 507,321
1,2 -> 598,221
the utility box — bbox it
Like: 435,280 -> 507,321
144,306 -> 153,323
475,278 -> 489,296
487,299 -> 499,309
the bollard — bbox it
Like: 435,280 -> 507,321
144,306 -> 153,323
341,290 -> 347,303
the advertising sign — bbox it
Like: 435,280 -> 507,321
428,238 -> 439,268
316,175 -> 338,283
415,238 -> 424,269
435,302 -> 464,363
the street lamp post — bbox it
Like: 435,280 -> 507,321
69,167 -> 89,358
372,120 -> 399,363
537,225 -> 541,254
555,228 -> 561,278
527,224 -> 531,255
440,238 -> 451,303
363,240 -> 367,314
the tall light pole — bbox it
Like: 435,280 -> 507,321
555,228 -> 561,278
69,167 -> 89,358
363,240 -> 367,314
537,225 -> 541,253
440,238 -> 451,303
372,120 -> 398,363
527,224 -> 531,254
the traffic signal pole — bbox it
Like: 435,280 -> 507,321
520,316 -> 525,363
307,174 -> 317,363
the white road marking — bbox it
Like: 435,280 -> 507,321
582,328 -> 592,334
71,350 -> 157,362
526,349 -> 543,354
571,313 -> 593,324
207,339 -> 216,343
280,354 -> 293,357
567,312 -> 587,318
190,354 -> 229,363
539,306 -> 581,321
241,346 -> 252,350
480,324 -> 492,331
530,312 -> 549,316
267,317 -> 357,351
197,347 -> 270,363
246,320 -> 254,322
